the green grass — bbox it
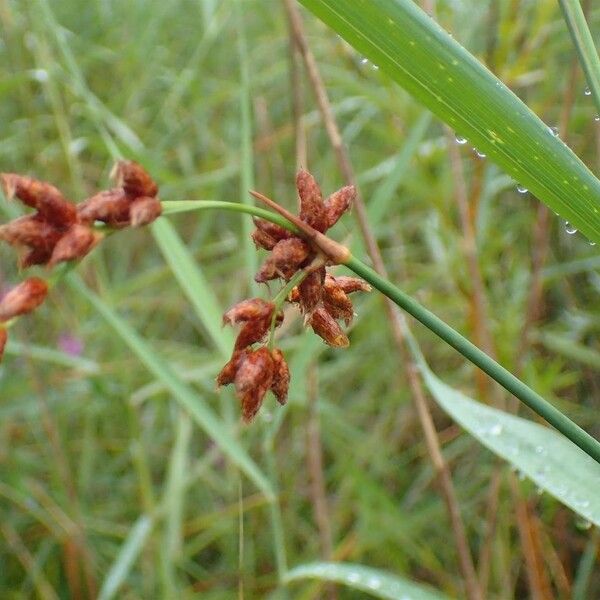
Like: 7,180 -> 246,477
0,0 -> 599,598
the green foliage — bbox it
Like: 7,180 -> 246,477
1,0 -> 599,598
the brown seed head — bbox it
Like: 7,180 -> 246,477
223,298 -> 275,325
0,328 -> 6,362
129,196 -> 162,227
270,348 -> 290,405
234,347 -> 275,423
252,218 -> 291,242
0,215 -> 62,253
328,274 -> 371,294
233,314 -> 282,351
1,174 -> 76,227
296,169 -> 328,232
216,349 -> 248,388
324,185 -> 355,229
48,224 -> 103,268
323,275 -> 357,325
298,266 -> 325,315
111,160 -> 158,197
309,306 -> 350,348
77,188 -> 132,227
0,277 -> 48,322
255,237 -> 311,282
251,228 -> 278,251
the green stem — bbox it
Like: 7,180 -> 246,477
559,0 -> 600,117
345,255 -> 600,464
161,200 -> 298,234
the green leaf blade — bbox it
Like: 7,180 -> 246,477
418,360 -> 600,527
300,0 -> 600,243
284,562 -> 450,600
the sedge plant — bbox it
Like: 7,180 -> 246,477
2,1 -> 600,598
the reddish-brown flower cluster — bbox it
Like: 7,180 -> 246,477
0,160 -> 161,363
0,277 -> 48,362
217,170 -> 370,422
216,299 -> 289,422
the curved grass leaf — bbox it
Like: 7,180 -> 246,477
284,562 -> 449,600
299,0 -> 600,244
413,351 -> 600,527
98,515 -> 154,600
67,273 -> 274,501
151,217 -> 233,358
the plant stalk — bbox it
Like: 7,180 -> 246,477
344,255 -> 600,464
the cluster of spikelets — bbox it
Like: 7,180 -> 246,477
0,161 -> 161,362
217,170 -> 371,422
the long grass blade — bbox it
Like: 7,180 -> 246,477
151,217 -> 233,358
98,515 -> 154,600
284,562 -> 449,599
411,341 -> 600,527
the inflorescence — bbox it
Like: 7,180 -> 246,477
0,164 -> 370,424
217,170 -> 370,422
0,161 -> 161,361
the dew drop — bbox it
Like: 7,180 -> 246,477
371,63 -> 380,70
366,576 -> 382,590
589,240 -> 597,246
548,126 -> 559,137
585,87 -> 592,96
516,184 -> 528,194
576,518 -> 592,530
565,221 -> 578,235
30,68 -> 49,83
473,148 -> 486,158
455,135 -> 467,145
489,423 -> 503,436
535,445 -> 546,455
360,57 -> 369,65
595,116 -> 600,122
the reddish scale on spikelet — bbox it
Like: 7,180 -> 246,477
0,328 -> 7,362
234,347 -> 275,422
270,348 -> 290,406
48,224 -> 103,268
1,174 -> 77,227
0,278 -> 48,322
309,306 -> 349,348
255,238 -> 311,283
77,161 -> 161,229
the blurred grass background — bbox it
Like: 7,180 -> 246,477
0,0 -> 599,598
